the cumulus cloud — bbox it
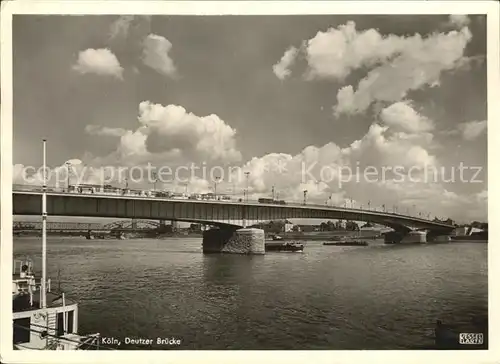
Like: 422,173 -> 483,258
230,100 -> 439,210
72,48 -> 124,79
142,34 -> 177,77
274,21 -> 472,115
304,21 -> 407,80
84,101 -> 241,166
379,101 -> 434,133
333,26 -> 472,114
16,99 -> 483,221
344,124 -> 436,170
138,101 -> 241,161
272,46 -> 299,80
448,14 -> 470,29
458,120 -> 487,140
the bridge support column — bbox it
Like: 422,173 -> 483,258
203,228 -> 265,255
427,230 -> 452,243
384,230 -> 427,244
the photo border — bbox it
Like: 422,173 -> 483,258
1,1 -> 499,363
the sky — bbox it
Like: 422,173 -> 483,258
12,14 -> 488,223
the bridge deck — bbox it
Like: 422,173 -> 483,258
12,190 -> 454,232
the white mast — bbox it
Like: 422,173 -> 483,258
41,139 -> 47,308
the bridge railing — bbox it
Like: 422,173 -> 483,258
12,184 -> 447,225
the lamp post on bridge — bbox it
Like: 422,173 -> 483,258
303,190 -> 308,205
272,185 -> 275,200
244,172 -> 250,202
152,172 -> 157,192
124,177 -> 129,195
65,162 -> 72,192
214,177 -> 220,200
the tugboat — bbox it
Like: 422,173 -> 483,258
13,140 -> 101,350
323,240 -> 368,246
265,241 -> 304,252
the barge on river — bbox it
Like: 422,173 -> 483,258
265,241 -> 304,252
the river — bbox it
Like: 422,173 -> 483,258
13,237 -> 488,349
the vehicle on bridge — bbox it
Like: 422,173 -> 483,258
258,198 -> 287,205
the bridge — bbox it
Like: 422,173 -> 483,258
13,186 -> 455,252
13,188 -> 454,233
13,220 -> 165,233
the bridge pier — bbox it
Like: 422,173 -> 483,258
427,230 -> 452,243
384,230 -> 427,244
202,227 -> 265,255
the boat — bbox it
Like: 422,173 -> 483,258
323,240 -> 368,246
265,241 -> 304,252
13,140 -> 101,350
271,235 -> 283,241
13,260 -> 101,350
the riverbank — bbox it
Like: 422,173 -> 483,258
269,230 -> 382,241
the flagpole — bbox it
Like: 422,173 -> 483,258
41,139 -> 47,309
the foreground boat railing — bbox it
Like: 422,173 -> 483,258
13,321 -> 108,350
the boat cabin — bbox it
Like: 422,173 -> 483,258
12,260 -> 85,350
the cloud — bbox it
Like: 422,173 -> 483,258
85,125 -> 128,137
379,101 -> 434,133
378,181 -> 487,222
142,34 -> 177,77
458,120 -> 487,140
109,15 -> 135,40
138,101 -> 241,161
274,21 -> 472,115
272,46 -> 299,80
84,101 -> 242,166
344,123 -> 436,170
333,26 -> 472,114
448,15 -> 470,29
72,48 -> 124,79
17,99 -> 483,222
303,21 -> 407,80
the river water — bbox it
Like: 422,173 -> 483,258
13,237 -> 488,349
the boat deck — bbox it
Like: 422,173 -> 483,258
13,290 -> 76,313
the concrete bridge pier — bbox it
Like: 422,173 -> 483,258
427,230 -> 452,242
384,230 -> 428,244
202,227 -> 265,255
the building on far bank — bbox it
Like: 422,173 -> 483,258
452,226 -> 484,236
